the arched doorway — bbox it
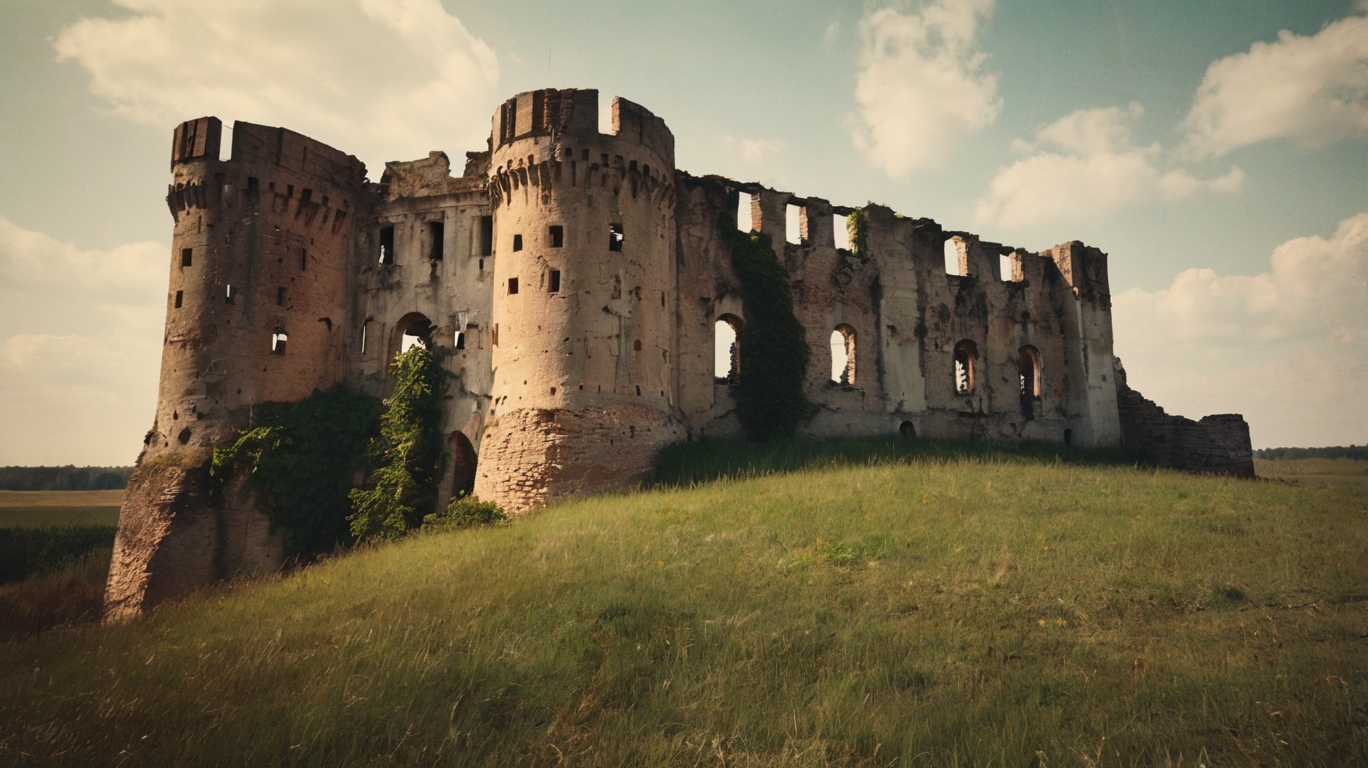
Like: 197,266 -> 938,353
387,312 -> 434,364
830,324 -> 856,386
714,315 -> 742,383
438,430 -> 478,509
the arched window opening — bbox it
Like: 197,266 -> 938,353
830,325 -> 856,386
714,316 -> 741,383
953,340 -> 977,395
1018,345 -> 1042,399
900,421 -> 916,439
271,328 -> 288,355
389,312 -> 434,363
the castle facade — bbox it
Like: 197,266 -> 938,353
107,88 -> 1245,620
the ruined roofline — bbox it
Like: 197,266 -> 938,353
170,116 -> 368,188
492,88 -> 675,167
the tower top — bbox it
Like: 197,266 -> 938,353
490,88 -> 674,168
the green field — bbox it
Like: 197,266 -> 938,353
0,490 -> 122,529
1255,458 -> 1368,489
0,445 -> 1365,766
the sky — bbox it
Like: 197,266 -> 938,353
1,0 -> 1366,465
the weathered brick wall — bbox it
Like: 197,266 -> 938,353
1114,362 -> 1255,476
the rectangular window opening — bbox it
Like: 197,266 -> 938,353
737,192 -> 754,232
225,285 -> 236,305
174,290 -> 183,309
1000,253 -> 1016,281
833,214 -> 851,250
478,216 -> 493,256
300,248 -> 307,271
549,269 -> 561,293
608,222 -> 624,252
785,203 -> 802,244
549,225 -> 564,248
277,287 -> 286,306
429,221 -> 445,261
944,239 -> 963,276
508,277 -> 519,294
181,248 -> 193,267
247,177 -> 258,191
455,330 -> 465,350
379,225 -> 395,265
512,234 -> 523,252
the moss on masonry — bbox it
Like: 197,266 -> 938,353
721,223 -> 813,441
212,388 -> 381,559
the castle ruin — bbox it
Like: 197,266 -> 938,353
105,88 -> 1253,621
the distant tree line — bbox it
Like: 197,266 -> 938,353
1253,446 -> 1368,461
0,466 -> 133,491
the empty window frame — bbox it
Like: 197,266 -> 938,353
830,325 -> 857,386
513,234 -> 523,252
174,290 -> 183,308
953,340 -> 977,394
944,238 -> 964,276
271,328 -> 288,355
428,221 -> 445,261
736,191 -> 754,232
508,277 -> 519,294
714,316 -> 741,382
277,287 -> 286,306
549,225 -> 564,248
225,284 -> 236,304
479,216 -> 493,256
833,214 -> 852,250
786,203 -> 802,244
1000,254 -> 1014,281
181,248 -> 193,267
379,225 -> 395,265
300,248 -> 307,271
1018,345 -> 1042,399
548,269 -> 561,293
454,329 -> 465,349
608,222 -> 624,251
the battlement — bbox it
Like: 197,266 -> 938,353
170,117 -> 367,189
491,88 -> 674,167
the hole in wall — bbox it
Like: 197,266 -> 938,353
900,421 -> 916,439
608,223 -> 624,251
429,221 -> 445,261
830,325 -> 856,386
379,225 -> 395,265
736,192 -> 753,232
944,238 -> 962,276
714,315 -> 741,382
785,203 -> 802,244
833,214 -> 851,250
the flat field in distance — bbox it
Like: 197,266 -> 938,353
1,441 -> 1365,766
1256,457 -> 1368,489
0,490 -> 122,529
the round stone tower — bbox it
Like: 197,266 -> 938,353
105,117 -> 367,621
473,89 -> 685,511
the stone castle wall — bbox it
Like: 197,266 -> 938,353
106,87 -> 1250,620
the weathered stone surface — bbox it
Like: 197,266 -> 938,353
109,87 -> 1250,620
1114,361 -> 1255,477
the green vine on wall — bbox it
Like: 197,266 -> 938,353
846,209 -> 868,256
211,387 -> 382,558
721,223 -> 814,441
347,345 -> 450,541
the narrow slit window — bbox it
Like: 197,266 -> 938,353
549,225 -> 564,248
361,323 -> 368,354
508,277 -> 519,295
549,269 -> 561,293
479,216 -> 493,256
276,287 -> 286,306
174,290 -> 183,309
1018,345 -> 1042,399
953,340 -> 977,394
300,248 -> 307,271
181,248 -> 193,267
608,223 -> 624,251
271,328 -> 288,355
429,221 -> 444,261
513,234 -> 523,252
455,330 -> 465,350
379,225 -> 395,265
225,284 -> 236,305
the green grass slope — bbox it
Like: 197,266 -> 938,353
2,443 -> 1366,766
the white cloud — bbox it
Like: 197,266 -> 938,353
974,104 -> 1243,228
1181,11 -> 1368,158
850,0 -> 1001,176
725,135 -> 786,164
54,0 -> 499,174
1113,213 -> 1368,448
0,216 -> 165,465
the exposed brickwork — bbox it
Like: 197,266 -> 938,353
1114,362 -> 1255,477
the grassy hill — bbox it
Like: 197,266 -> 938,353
1,440 -> 1365,766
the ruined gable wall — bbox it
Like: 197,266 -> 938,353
351,151 -> 494,506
